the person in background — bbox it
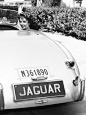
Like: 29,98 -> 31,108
17,12 -> 30,30
0,17 -> 10,24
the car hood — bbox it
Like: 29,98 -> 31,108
0,30 -> 71,83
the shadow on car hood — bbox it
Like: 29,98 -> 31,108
0,30 -> 42,39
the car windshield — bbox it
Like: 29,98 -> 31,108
0,24 -> 19,30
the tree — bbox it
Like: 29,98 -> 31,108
43,0 -> 53,7
43,0 -> 61,7
31,0 -> 37,6
75,0 -> 83,7
52,0 -> 61,6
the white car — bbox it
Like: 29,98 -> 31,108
0,24 -> 85,111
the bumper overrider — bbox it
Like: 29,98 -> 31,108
0,83 -> 4,111
72,74 -> 85,101
75,76 -> 85,101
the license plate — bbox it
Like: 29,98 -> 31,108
17,67 -> 50,79
12,81 -> 65,102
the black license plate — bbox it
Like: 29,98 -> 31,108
13,80 -> 65,102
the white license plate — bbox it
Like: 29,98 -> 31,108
17,67 -> 50,79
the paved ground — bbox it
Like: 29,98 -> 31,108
1,98 -> 86,115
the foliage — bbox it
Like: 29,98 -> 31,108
1,5 -> 86,41
24,6 -> 86,40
